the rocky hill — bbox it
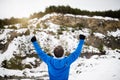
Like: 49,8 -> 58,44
0,13 -> 120,80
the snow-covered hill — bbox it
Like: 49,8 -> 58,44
0,13 -> 120,80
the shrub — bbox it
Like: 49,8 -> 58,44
98,44 -> 104,52
0,25 -> 5,29
9,25 -> 17,29
2,57 -> 23,70
36,23 -> 40,28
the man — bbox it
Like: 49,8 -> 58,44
31,34 -> 85,80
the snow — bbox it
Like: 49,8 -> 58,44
83,46 -> 100,53
0,39 -> 18,64
0,29 -> 12,40
14,24 -> 21,29
65,14 -> 119,21
94,32 -> 105,39
107,29 -> 120,37
28,18 -> 38,24
0,50 -> 120,80
28,13 -> 119,27
40,13 -> 58,21
0,13 -> 120,80
46,21 -> 60,33
81,28 -> 91,37
16,28 -> 28,34
0,68 -> 24,77
93,16 -> 119,21
69,50 -> 120,80
0,34 -> 120,79
22,57 -> 36,65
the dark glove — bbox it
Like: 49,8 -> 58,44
31,36 -> 37,42
79,34 -> 85,40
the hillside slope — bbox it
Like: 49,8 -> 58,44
0,13 -> 120,80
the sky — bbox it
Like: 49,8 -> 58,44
0,0 -> 120,19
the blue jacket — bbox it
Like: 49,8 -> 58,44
32,39 -> 85,80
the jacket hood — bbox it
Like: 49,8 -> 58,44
51,57 -> 67,69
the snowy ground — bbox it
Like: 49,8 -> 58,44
0,13 -> 120,80
70,50 -> 120,80
0,50 -> 120,80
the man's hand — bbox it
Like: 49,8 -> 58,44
79,34 -> 85,40
31,36 -> 37,42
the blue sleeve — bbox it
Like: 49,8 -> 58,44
66,39 -> 85,65
32,41 -> 51,64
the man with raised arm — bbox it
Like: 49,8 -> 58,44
31,34 -> 85,80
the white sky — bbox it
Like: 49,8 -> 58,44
0,0 -> 120,19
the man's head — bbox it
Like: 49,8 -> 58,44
54,45 -> 64,58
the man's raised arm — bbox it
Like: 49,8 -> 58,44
31,36 -> 51,64
66,34 -> 85,65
